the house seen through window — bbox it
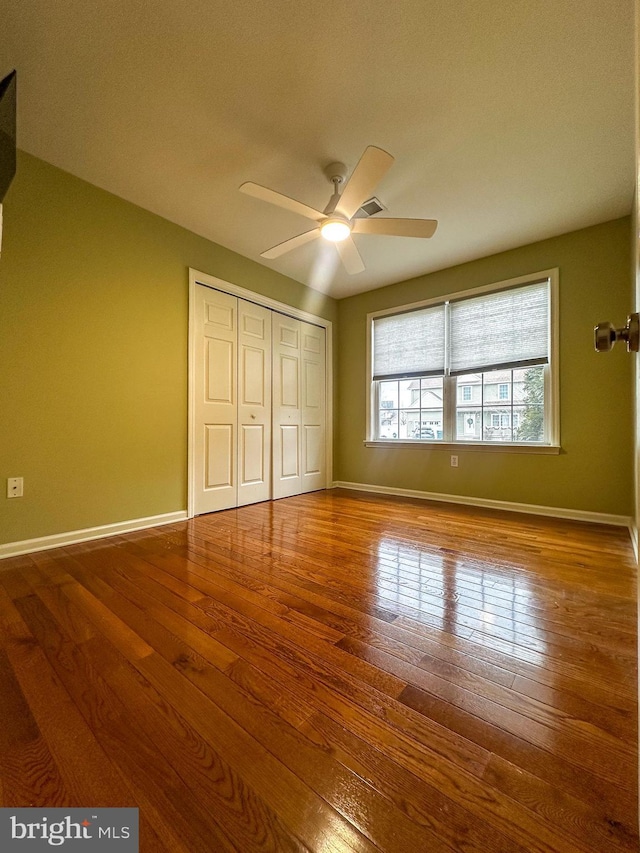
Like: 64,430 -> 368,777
370,273 -> 556,445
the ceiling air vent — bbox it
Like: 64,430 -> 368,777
354,196 -> 386,218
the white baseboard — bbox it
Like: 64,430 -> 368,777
0,511 -> 189,561
2,491 -> 634,561
332,481 -> 633,528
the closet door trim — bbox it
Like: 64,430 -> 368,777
188,268 -> 333,518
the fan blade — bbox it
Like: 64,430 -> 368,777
335,235 -> 365,274
352,217 -> 438,238
261,228 -> 319,259
335,146 -> 394,220
240,182 -> 324,221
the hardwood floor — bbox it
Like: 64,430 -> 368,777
0,488 -> 637,852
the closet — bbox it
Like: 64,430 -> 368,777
192,284 -> 326,514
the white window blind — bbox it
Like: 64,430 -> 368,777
449,280 -> 549,375
373,304 -> 446,380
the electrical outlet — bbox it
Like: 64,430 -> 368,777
450,455 -> 459,468
7,477 -> 23,498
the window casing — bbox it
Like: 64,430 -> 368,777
367,271 -> 558,448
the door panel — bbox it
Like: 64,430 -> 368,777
194,288 -> 237,513
242,347 -> 266,405
280,425 -> 300,478
205,424 -> 234,488
240,424 -> 265,484
300,321 -> 326,492
272,313 -> 303,498
206,302 -> 234,329
207,339 -> 234,402
237,299 -> 272,506
303,360 -> 320,408
272,314 -> 326,498
303,424 -> 322,475
280,356 -> 299,407
279,324 -> 299,349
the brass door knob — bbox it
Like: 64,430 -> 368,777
594,321 -> 616,352
594,313 -> 639,353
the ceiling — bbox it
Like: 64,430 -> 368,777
1,1 -> 635,299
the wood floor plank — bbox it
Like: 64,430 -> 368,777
0,648 -> 41,754
299,710 -> 526,853
483,753 -> 638,853
337,636 -> 634,772
0,490 -> 636,853
148,648 -> 458,853
320,549 -> 632,662
211,605 -> 636,837
55,549 -> 317,733
88,642 -> 313,853
133,528 -> 520,689
179,516 -> 636,674
0,585 -> 134,808
135,655 -> 380,853
159,521 -> 638,713
210,619 -> 595,853
1,736 -> 73,808
177,530 -> 632,745
17,587 -> 312,853
66,545 -> 490,778
34,552 -> 381,851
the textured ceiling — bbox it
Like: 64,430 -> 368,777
1,0 -> 635,298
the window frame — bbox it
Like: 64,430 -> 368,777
365,269 -> 560,453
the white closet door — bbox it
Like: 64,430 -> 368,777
194,287 -> 237,513
300,321 -> 326,493
237,299 -> 272,506
272,313 -> 303,499
193,284 -> 327,513
272,313 -> 326,499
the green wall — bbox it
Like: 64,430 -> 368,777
336,217 -> 633,516
0,152 -> 338,545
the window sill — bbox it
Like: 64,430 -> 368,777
364,440 -> 561,455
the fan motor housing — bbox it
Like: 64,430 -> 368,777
324,161 -> 348,185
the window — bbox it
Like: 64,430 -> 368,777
377,377 -> 443,440
369,272 -> 557,446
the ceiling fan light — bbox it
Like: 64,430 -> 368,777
320,219 -> 351,242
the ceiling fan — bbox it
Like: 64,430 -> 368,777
239,146 -> 438,274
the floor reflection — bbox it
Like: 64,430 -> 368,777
375,537 -> 546,664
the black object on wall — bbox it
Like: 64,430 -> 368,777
0,70 -> 16,203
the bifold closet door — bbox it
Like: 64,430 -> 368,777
194,287 -> 238,514
300,321 -> 326,493
194,288 -> 272,513
194,284 -> 325,513
237,299 -> 271,507
272,312 -> 326,499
